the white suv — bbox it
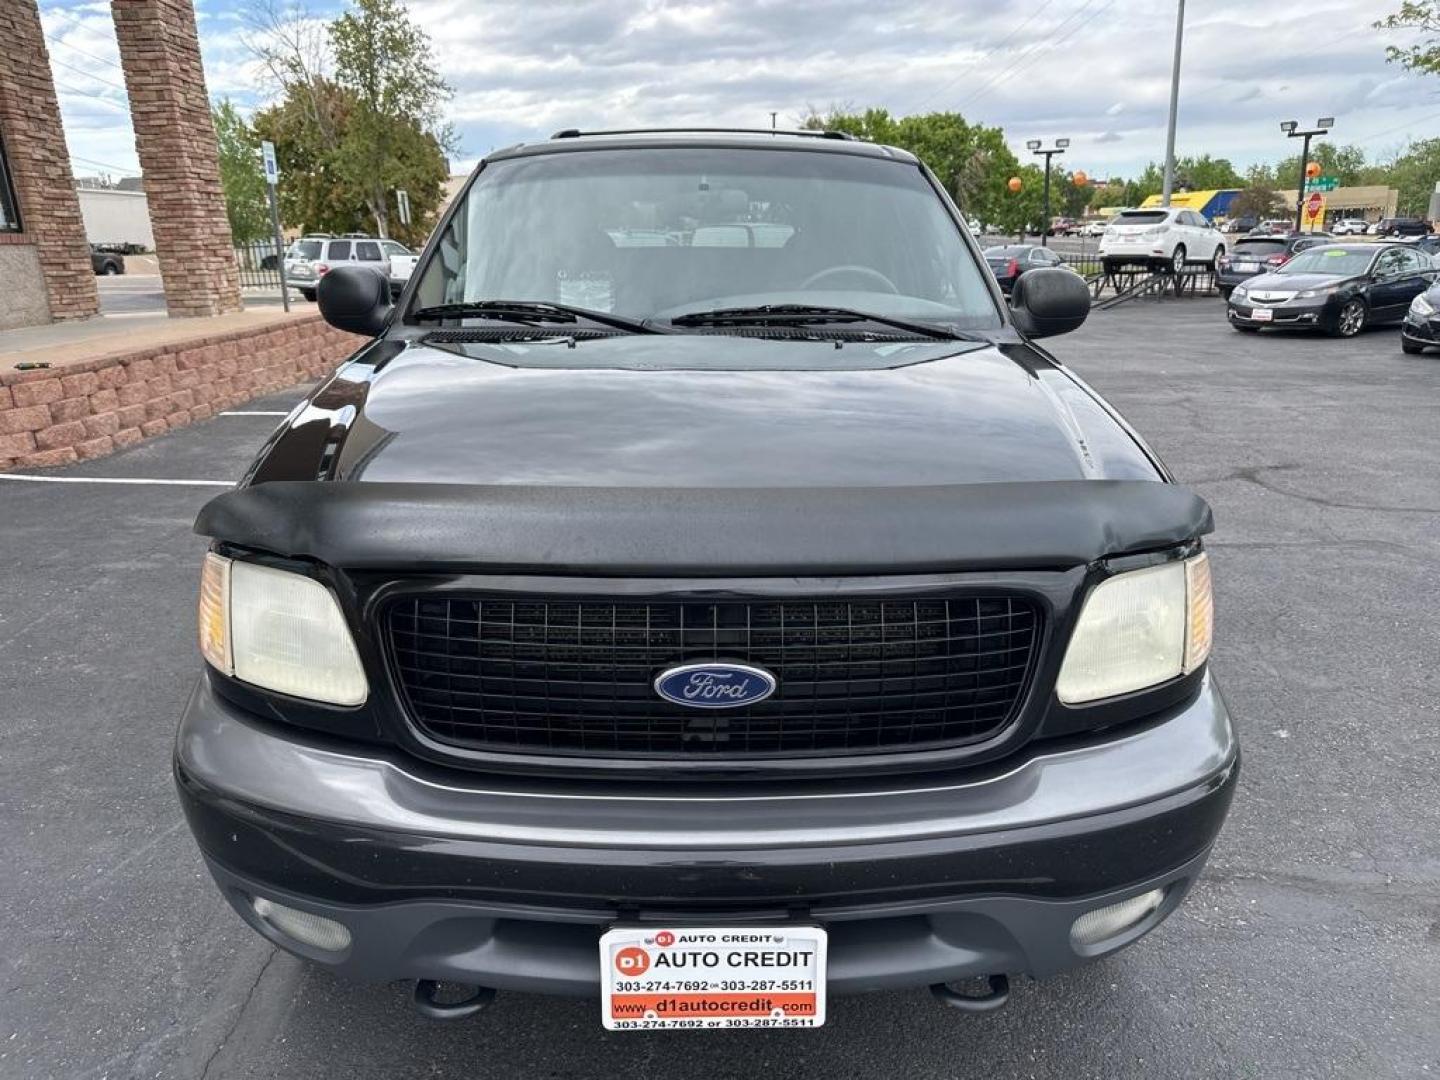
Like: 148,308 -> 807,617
1331,219 -> 1369,236
287,236 -> 411,301
1099,207 -> 1225,274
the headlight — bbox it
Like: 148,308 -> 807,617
1056,553 -> 1212,705
1231,285 -> 1247,299
1412,292 -> 1436,317
1296,286 -> 1337,299
197,553 -> 368,705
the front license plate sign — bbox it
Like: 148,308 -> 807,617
600,926 -> 827,1030
1252,307 -> 1274,322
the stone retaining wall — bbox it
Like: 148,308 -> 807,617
0,316 -> 362,470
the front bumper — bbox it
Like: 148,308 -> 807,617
1227,298 -> 1328,329
175,674 -> 1239,996
1403,313 -> 1439,346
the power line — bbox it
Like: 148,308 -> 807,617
906,0 -> 1059,114
69,153 -> 140,176
956,0 -> 1110,113
52,80 -> 131,114
49,54 -> 128,93
1353,109 -> 1440,146
44,29 -> 126,73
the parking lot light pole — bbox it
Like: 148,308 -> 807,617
1281,117 -> 1334,232
1027,138 -> 1068,246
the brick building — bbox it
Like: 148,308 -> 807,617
0,0 -> 240,332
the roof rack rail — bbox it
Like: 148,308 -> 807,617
550,126 -> 856,142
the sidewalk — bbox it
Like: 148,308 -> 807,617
0,308 -> 317,376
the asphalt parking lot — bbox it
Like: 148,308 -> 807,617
96,276 -> 301,315
3,299 -> 1438,1079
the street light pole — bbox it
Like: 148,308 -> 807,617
1027,138 -> 1069,247
1161,0 -> 1185,208
1280,117 -> 1335,232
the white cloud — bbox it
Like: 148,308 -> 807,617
42,0 -> 1440,181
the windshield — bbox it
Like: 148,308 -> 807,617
411,148 -> 1002,329
1235,240 -> 1288,256
1116,211 -> 1168,225
1278,248 -> 1373,276
289,241 -> 322,260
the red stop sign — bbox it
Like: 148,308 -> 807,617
1306,192 -> 1323,217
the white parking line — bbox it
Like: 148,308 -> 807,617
0,474 -> 232,487
219,410 -> 291,416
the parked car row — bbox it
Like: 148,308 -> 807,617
1226,242 -> 1437,340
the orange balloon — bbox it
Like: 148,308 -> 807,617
1072,170 -> 1089,186
1008,176 -> 1023,193
1305,161 -> 1321,178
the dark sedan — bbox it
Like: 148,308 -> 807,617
1401,280 -> 1440,354
1214,233 -> 1331,297
1226,243 -> 1436,337
984,244 -> 1065,296
1375,217 -> 1432,238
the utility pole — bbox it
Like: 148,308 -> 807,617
1161,0 -> 1185,207
1281,117 -> 1335,231
1026,139 -> 1069,246
770,111 -> 777,130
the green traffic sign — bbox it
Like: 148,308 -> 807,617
1306,177 -> 1338,192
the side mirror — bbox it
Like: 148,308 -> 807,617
1010,267 -> 1090,338
317,264 -> 393,337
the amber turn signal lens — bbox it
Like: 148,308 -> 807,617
1183,553 -> 1213,674
198,552 -> 233,675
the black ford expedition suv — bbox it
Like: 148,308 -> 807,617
177,129 -> 1237,1028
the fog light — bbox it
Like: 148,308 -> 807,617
252,896 -> 352,952
1070,887 -> 1165,949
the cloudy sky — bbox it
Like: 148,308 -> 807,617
38,0 -> 1440,185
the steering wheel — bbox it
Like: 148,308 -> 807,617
799,265 -> 900,294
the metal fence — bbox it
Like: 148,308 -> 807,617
233,240 -> 283,289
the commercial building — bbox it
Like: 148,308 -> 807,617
1138,185 -> 1400,227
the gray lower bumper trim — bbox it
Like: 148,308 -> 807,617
205,847 -> 1214,995
176,673 -> 1236,851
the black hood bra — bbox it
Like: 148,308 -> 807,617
197,479 -> 1211,577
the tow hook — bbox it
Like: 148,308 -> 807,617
930,974 -> 1010,1013
411,980 -> 497,1020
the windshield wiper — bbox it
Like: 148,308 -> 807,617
668,304 -> 973,342
411,300 -> 660,335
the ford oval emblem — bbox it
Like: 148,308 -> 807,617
654,662 -> 777,709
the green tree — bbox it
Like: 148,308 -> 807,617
252,80 -> 368,236
1229,183 -> 1285,221
328,0 -> 453,238
212,99 -> 270,244
1088,181 -> 1130,210
1130,155 -> 1243,199
1273,142 -> 1371,189
245,0 -> 452,243
991,164 -> 1047,236
1376,2 -> 1440,76
1385,137 -> 1440,214
802,107 -> 1022,230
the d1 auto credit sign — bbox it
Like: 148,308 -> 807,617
599,926 -> 828,1030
